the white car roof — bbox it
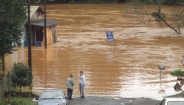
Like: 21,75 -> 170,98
164,97 -> 184,101
42,89 -> 63,91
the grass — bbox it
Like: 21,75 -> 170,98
170,69 -> 184,76
13,86 -> 32,93
0,86 -> 38,105
0,97 -> 37,105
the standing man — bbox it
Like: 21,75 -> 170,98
79,75 -> 82,97
79,71 -> 86,98
66,74 -> 74,99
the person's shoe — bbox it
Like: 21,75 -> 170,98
80,96 -> 84,98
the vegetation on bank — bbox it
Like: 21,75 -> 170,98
0,59 -> 3,80
126,0 -> 184,34
37,0 -> 184,5
126,0 -> 184,5
170,69 -> 184,76
0,97 -> 36,105
0,82 -> 37,105
69,0 -> 184,4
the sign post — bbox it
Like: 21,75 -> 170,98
158,65 -> 165,93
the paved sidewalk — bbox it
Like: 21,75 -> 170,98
69,93 -> 184,105
69,96 -> 160,105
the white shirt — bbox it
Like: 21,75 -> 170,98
80,75 -> 86,85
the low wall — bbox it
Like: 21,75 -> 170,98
0,76 -> 10,99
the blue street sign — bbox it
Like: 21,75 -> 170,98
106,31 -> 114,42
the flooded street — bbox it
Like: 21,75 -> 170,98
4,3 -> 184,100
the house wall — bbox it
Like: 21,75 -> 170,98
41,27 -> 55,47
31,11 -> 42,21
51,25 -> 57,43
45,27 -> 52,45
31,26 -> 35,45
22,26 -> 26,46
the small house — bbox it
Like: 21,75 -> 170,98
20,6 -> 59,47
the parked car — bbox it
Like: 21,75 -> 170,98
34,89 -> 69,105
156,97 -> 184,105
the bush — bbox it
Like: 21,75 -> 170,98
0,97 -> 37,105
0,59 -> 2,70
13,86 -> 32,93
8,62 -> 32,92
0,74 -> 3,80
170,69 -> 184,76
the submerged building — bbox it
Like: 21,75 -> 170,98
19,6 -> 59,47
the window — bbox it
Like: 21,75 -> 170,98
167,101 -> 184,105
40,90 -> 64,99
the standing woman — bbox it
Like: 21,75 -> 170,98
79,71 -> 86,98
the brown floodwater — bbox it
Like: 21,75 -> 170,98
4,3 -> 184,100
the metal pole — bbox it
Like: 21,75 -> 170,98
44,0 -> 47,49
160,70 -> 161,88
27,0 -> 32,68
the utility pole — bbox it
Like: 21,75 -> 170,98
44,0 -> 47,49
33,0 -> 47,49
27,0 -> 32,68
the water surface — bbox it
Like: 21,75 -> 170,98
4,3 -> 184,100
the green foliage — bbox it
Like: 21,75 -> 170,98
69,0 -> 118,3
8,62 -> 32,92
126,0 -> 184,5
162,0 -> 184,5
170,69 -> 184,76
0,59 -> 2,70
0,74 -> 3,80
0,97 -> 36,105
0,0 -> 27,70
13,86 -> 32,93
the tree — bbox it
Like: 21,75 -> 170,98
151,0 -> 183,34
0,0 -> 27,70
127,0 -> 184,34
8,62 -> 32,93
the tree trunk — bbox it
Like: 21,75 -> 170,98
19,85 -> 22,93
2,55 -> 5,70
162,18 -> 181,34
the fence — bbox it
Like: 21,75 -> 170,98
0,76 -> 10,99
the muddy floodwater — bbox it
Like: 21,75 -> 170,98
4,3 -> 184,100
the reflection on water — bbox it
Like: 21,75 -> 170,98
4,3 -> 184,100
